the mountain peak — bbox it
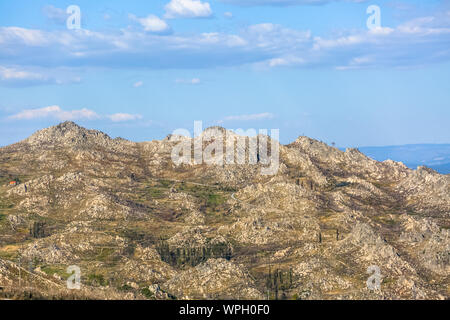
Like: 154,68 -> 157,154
55,121 -> 81,130
25,121 -> 113,148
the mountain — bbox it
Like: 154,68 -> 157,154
0,122 -> 448,300
356,144 -> 450,174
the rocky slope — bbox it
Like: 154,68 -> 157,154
0,121 -> 448,300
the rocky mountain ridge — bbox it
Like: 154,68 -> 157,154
0,121 -> 448,300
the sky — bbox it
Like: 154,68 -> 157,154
0,0 -> 449,147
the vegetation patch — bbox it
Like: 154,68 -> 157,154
206,193 -> 226,208
0,200 -> 14,209
156,180 -> 172,188
140,287 -> 154,299
147,187 -> 165,199
41,265 -> 69,280
94,247 -> 116,262
156,240 -> 232,268
265,267 -> 295,300
372,215 -> 399,227
0,245 -> 20,260
87,273 -> 107,286
118,284 -> 134,292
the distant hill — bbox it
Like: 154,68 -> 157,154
354,144 -> 450,174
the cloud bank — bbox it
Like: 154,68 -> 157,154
0,66 -> 81,87
7,105 -> 142,123
1,8 -> 450,72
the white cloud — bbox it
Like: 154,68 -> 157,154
0,27 -> 49,46
218,113 -> 274,123
397,16 -> 450,35
129,14 -> 171,34
0,66 -> 81,87
133,81 -> 144,87
175,78 -> 201,84
42,5 -> 68,25
368,27 -> 395,36
224,12 -> 233,19
164,0 -> 213,19
7,106 -> 143,123
0,66 -> 47,81
8,106 -> 99,121
267,56 -> 305,67
108,113 -> 143,122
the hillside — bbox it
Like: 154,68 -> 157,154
0,122 -> 448,300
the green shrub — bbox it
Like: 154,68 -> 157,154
207,193 -> 225,207
87,273 -> 107,286
119,284 -> 134,292
140,287 -> 154,299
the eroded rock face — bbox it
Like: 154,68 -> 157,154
396,166 -> 450,214
162,258 -> 264,300
0,122 -> 448,300
399,216 -> 450,275
25,121 -> 134,152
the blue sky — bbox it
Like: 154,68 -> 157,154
0,0 -> 449,147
